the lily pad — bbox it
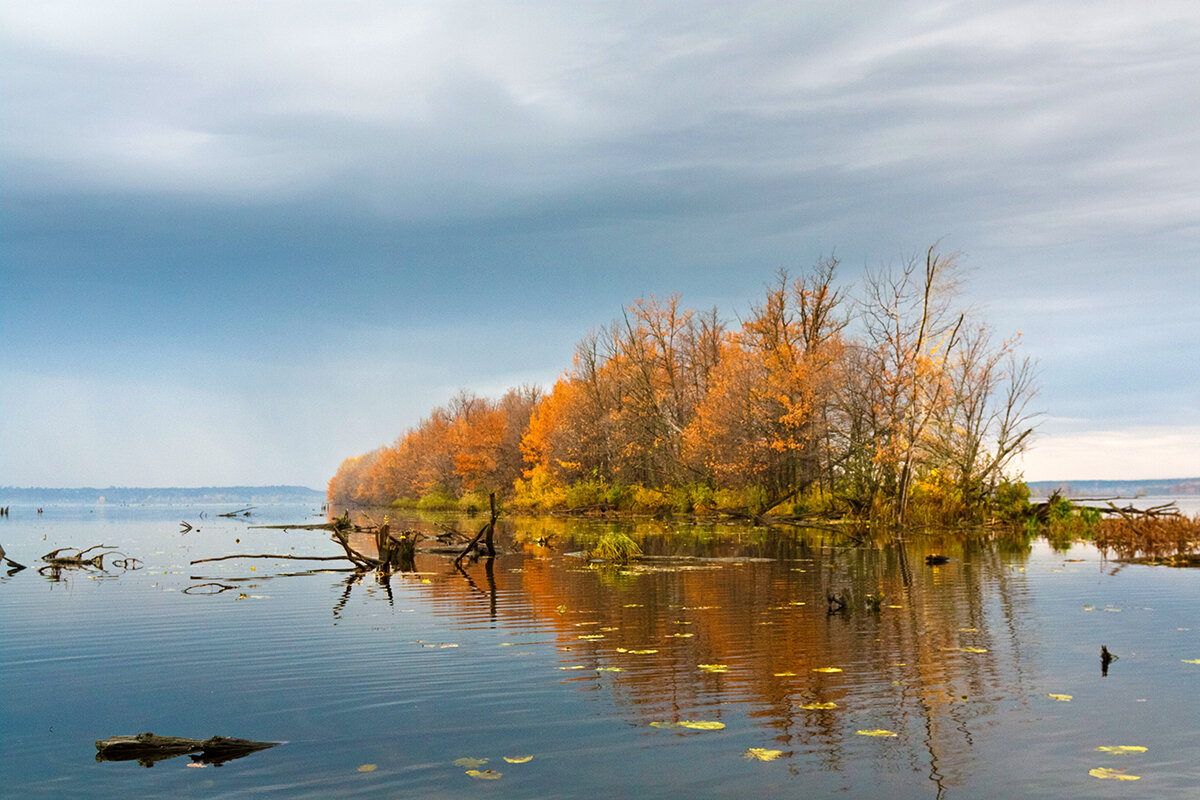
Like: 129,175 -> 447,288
1096,746 -> 1148,755
855,729 -> 898,737
454,757 -> 488,768
357,763 -> 377,772
1047,693 -> 1073,702
744,748 -> 783,761
651,720 -> 725,731
466,769 -> 502,780
1089,767 -> 1139,781
504,755 -> 534,763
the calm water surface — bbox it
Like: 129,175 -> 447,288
2,501 -> 1198,798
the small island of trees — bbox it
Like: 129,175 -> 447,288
329,247 -> 1040,529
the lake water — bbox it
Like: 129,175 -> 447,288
2,501 -> 1199,798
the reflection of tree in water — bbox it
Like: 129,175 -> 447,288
487,518 -> 1036,792
295,511 -> 1040,790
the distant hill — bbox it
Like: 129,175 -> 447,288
0,485 -> 325,504
1026,478 -> 1200,498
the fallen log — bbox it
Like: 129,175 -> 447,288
95,732 -> 281,767
190,554 -> 350,565
218,506 -> 255,518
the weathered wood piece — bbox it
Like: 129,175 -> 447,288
95,732 -> 281,767
217,506 -> 255,518
1,542 -> 28,572
190,554 -> 350,565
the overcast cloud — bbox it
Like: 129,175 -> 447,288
2,0 -> 1198,488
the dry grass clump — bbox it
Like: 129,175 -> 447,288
1095,513 -> 1200,563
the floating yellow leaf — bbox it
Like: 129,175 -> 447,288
1089,767 -> 1139,781
651,720 -> 725,730
745,748 -> 783,761
856,729 -> 898,737
1048,693 -> 1073,702
466,769 -> 502,780
774,671 -> 797,677
670,633 -> 695,638
357,764 -> 377,772
813,667 -> 843,673
959,627 -> 979,632
628,649 -> 658,655
698,664 -> 728,672
596,666 -> 623,672
1096,746 -> 1148,755
559,665 -> 586,670
454,757 -> 488,768
503,755 -> 534,763
577,634 -> 605,640
1182,659 -> 1200,665
800,702 -> 837,710
623,603 -> 644,608
679,720 -> 725,730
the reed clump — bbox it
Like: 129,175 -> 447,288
1095,513 -> 1200,563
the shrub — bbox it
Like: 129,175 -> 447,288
631,485 -> 671,514
566,480 -> 607,509
991,480 -> 1032,521
511,465 -> 567,511
458,490 -> 492,513
416,486 -> 459,511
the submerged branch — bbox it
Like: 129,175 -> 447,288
190,554 -> 350,565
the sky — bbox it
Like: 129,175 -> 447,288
2,0 -> 1198,490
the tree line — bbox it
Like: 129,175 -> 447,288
328,248 -> 1037,525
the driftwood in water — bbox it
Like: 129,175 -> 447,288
218,506 -> 255,518
190,553 -> 350,565
95,732 -> 280,767
39,545 -> 141,576
1,543 -> 27,572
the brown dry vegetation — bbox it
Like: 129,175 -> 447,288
1095,513 -> 1200,563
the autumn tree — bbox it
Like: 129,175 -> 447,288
684,259 -> 845,504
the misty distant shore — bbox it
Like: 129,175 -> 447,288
0,485 -> 324,505
1026,478 -> 1200,498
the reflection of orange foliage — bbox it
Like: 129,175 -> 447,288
404,516 -> 1030,783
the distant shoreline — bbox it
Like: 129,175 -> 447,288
1026,478 -> 1200,497
0,485 -> 324,504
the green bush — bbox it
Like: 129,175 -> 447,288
511,466 -> 568,511
458,490 -> 492,513
631,485 -> 671,514
416,486 -> 459,511
566,480 -> 607,509
991,480 -> 1032,521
